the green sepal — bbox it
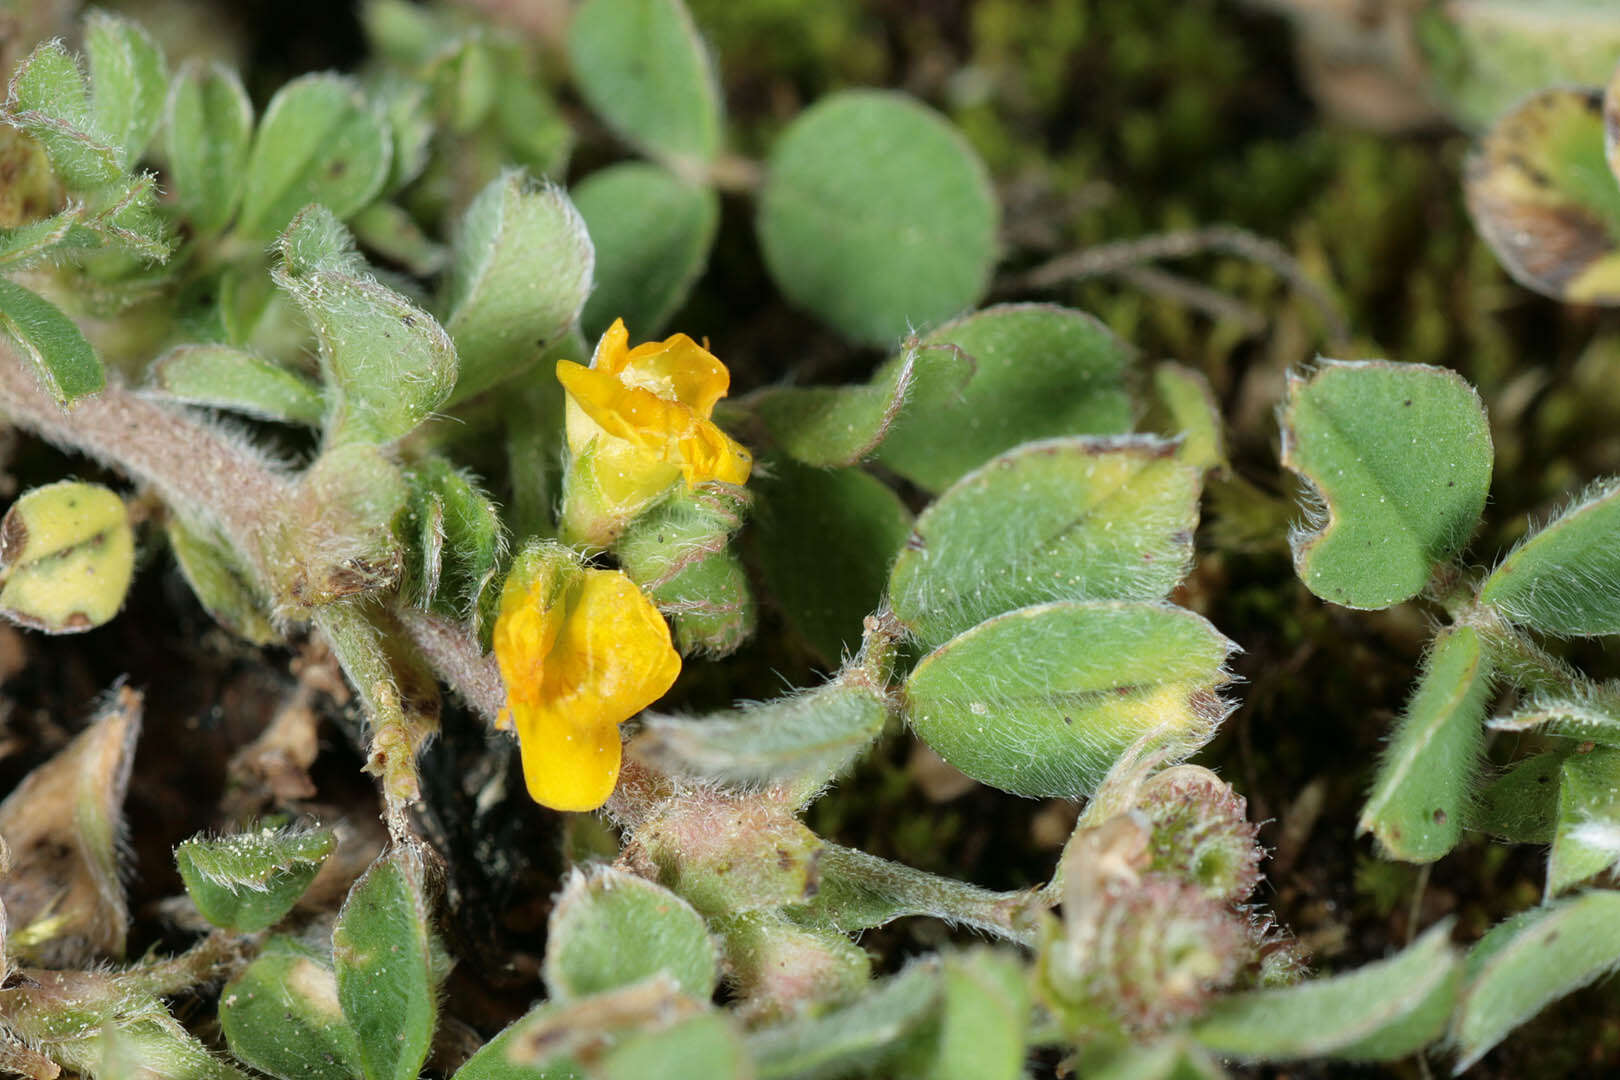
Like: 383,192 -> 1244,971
175,826 -> 335,933
0,480 -> 133,634
402,457 -> 504,625
332,844 -> 446,1080
543,867 -> 719,1002
889,436 -> 1201,651
615,483 -> 754,656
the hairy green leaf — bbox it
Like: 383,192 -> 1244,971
0,278 -> 104,403
176,827 -> 334,933
544,868 -> 718,1002
152,344 -> 324,425
1480,478 -> 1620,635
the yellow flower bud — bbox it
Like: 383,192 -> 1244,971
492,542 -> 682,811
557,319 -> 753,547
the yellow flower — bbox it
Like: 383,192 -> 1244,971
492,545 -> 681,811
557,319 -> 753,546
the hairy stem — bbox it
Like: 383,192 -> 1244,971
0,345 -> 292,588
394,604 -> 505,722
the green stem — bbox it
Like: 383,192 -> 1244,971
315,601 -> 422,827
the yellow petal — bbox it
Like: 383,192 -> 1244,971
492,577 -> 562,710
548,569 -> 682,724
619,333 -> 730,418
512,702 -> 624,811
589,317 -> 633,377
558,360 -> 695,451
677,419 -> 754,488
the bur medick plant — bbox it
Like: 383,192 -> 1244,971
0,0 -> 1617,1077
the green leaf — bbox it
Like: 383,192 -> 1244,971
575,162 -> 718,340
239,74 -> 392,242
747,962 -> 941,1080
1547,749 -> 1620,895
1488,685 -> 1620,747
1192,921 -> 1459,1063
1359,624 -> 1494,863
333,845 -> 443,1080
889,436 -> 1201,650
220,939 -> 366,1080
596,1013 -> 749,1080
631,674 -> 889,794
273,206 -> 457,446
874,304 -> 1136,492
163,60 -> 253,233
350,200 -> 446,277
566,0 -> 722,168
1465,87 -> 1620,305
752,340 -> 975,469
176,826 -> 334,933
1451,891 -> 1620,1071
152,344 -> 324,425
638,800 -> 824,917
404,458 -> 503,623
166,517 -> 280,645
4,41 -> 122,189
1480,478 -> 1620,635
1418,1 -> 1620,131
544,867 -> 719,1002
1467,748 -> 1568,844
615,484 -> 754,656
1151,362 -> 1226,472
1280,360 -> 1492,609
0,276 -> 104,403
757,90 -> 998,346
919,950 -> 1029,1080
85,11 -> 167,165
0,209 -> 80,271
0,480 -> 133,633
903,601 -> 1234,799
1085,1039 -> 1226,1080
788,844 -> 1034,944
751,459 -> 912,664
444,170 -> 593,404
449,1006 -> 584,1080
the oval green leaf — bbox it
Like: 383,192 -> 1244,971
575,162 -> 718,341
0,278 -> 104,404
758,90 -> 997,346
333,845 -> 443,1080
1466,87 -> 1620,305
567,0 -> 722,168
1452,891 -> 1620,1072
1359,624 -> 1494,863
152,344 -> 324,425
874,304 -> 1135,492
1192,921 -> 1459,1063
544,867 -> 719,1002
176,826 -> 335,933
1480,477 -> 1620,635
220,939 -> 366,1080
903,601 -> 1234,799
85,11 -> 167,166
1281,360 -> 1492,610
1547,748 -> 1620,896
751,459 -> 913,664
889,436 -> 1201,651
163,61 -> 253,235
239,74 -> 392,241
444,170 -> 593,404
